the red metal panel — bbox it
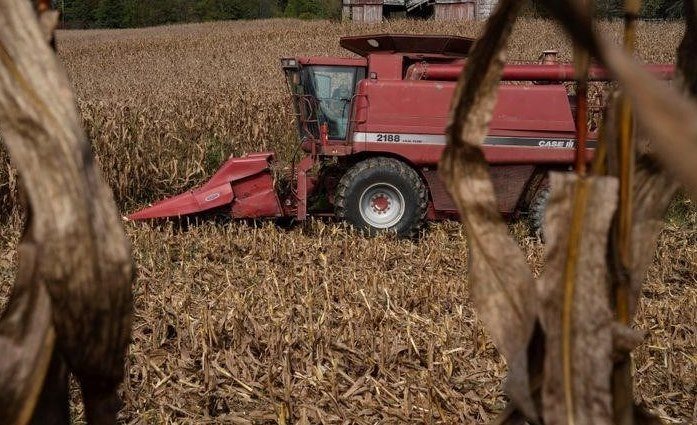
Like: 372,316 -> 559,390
368,53 -> 403,80
349,74 -> 592,176
423,165 -> 534,214
206,152 -> 276,188
295,156 -> 315,220
421,169 -> 456,212
483,145 -> 593,164
354,80 -> 576,137
355,141 -> 593,167
231,173 -> 282,218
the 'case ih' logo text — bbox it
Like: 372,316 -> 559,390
538,140 -> 575,148
204,192 -> 220,202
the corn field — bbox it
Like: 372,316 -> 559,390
0,18 -> 694,424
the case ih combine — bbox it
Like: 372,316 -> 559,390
128,34 -> 673,236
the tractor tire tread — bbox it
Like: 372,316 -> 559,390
529,186 -> 550,240
335,157 -> 427,238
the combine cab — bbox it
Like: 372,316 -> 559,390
129,34 -> 673,237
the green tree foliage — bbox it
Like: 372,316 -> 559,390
284,0 -> 339,19
641,0 -> 685,19
61,0 -> 99,27
95,0 -> 124,28
61,0 -> 291,28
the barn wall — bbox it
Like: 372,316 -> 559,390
434,2 -> 475,20
343,0 -> 494,22
343,0 -> 384,23
362,5 -> 383,23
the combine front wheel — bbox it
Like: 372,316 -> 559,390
335,158 -> 427,237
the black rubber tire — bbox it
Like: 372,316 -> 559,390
335,157 -> 427,238
529,187 -> 550,240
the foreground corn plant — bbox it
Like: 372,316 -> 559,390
0,1 -> 133,424
441,0 -> 696,423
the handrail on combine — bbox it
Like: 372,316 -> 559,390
405,62 -> 675,82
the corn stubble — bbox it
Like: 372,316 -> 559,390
0,18 -> 694,424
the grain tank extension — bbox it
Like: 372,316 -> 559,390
128,34 -> 674,237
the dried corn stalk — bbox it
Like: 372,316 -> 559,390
0,1 -> 133,424
442,0 -> 697,423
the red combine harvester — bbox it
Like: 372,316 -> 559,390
128,34 -> 673,236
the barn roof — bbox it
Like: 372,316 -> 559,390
339,34 -> 476,58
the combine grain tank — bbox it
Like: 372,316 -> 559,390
129,34 -> 674,237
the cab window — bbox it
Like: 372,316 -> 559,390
307,66 -> 365,140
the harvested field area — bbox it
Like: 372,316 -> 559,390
0,18 -> 695,424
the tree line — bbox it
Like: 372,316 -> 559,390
56,0 -> 683,29
526,0 -> 684,19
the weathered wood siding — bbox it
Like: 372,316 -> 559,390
343,0 -> 497,22
355,4 -> 383,23
342,5 -> 351,21
343,0 -> 383,23
434,1 -> 475,21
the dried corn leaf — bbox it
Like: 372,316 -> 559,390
603,95 -> 680,320
603,1 -> 696,320
540,0 -> 697,197
439,0 -> 538,419
0,0 -> 134,422
539,172 -> 618,425
0,242 -> 54,425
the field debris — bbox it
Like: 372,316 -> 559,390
1,219 -> 694,422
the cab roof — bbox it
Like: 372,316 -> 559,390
295,56 -> 367,67
339,34 -> 476,58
